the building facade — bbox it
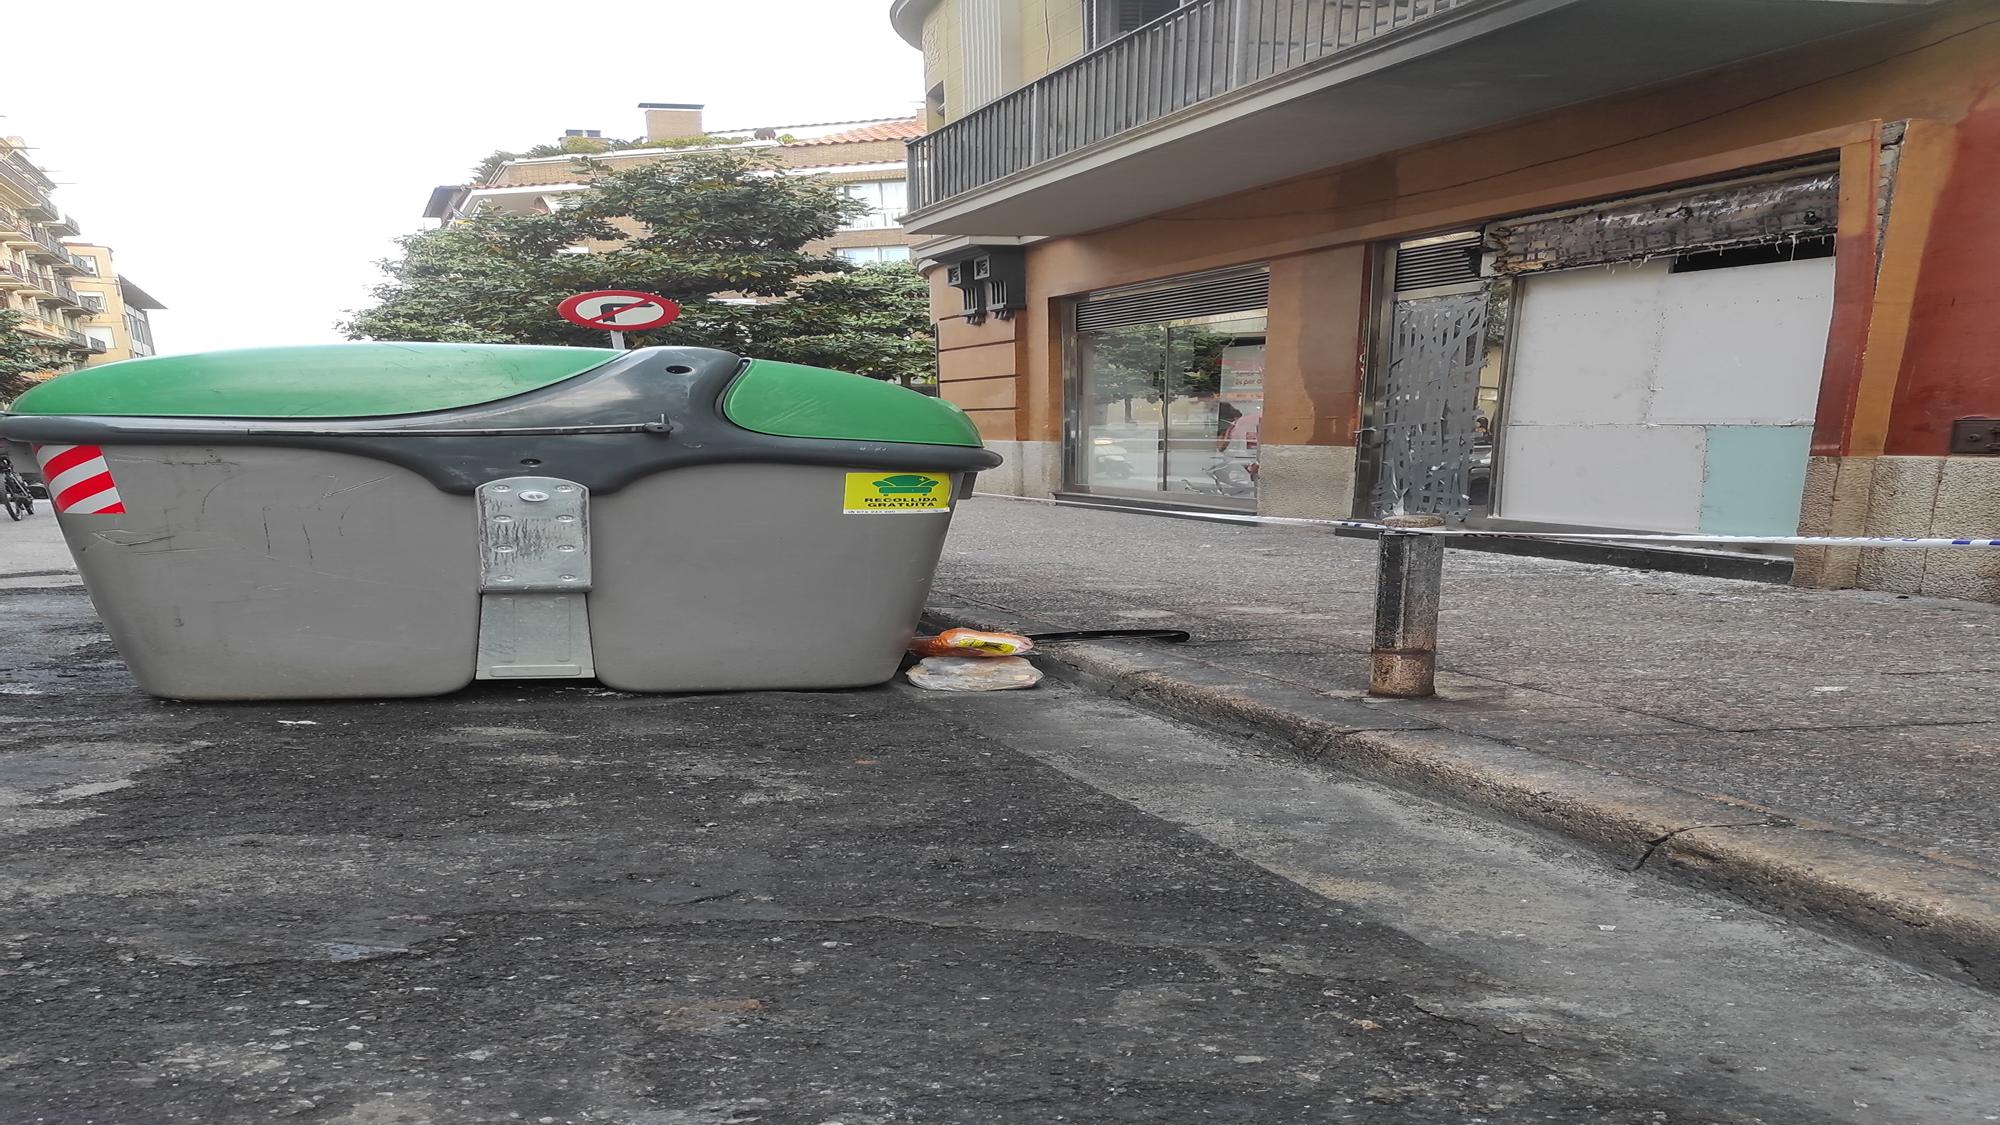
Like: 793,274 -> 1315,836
427,104 -> 925,267
1,137 -> 94,375
893,0 -> 2000,601
63,243 -> 164,364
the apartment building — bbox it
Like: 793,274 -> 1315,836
64,243 -> 164,364
426,104 -> 925,267
1,137 -> 93,375
893,0 -> 2000,601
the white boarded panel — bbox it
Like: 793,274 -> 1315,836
1504,261 -> 1667,427
1496,423 -> 1706,532
1649,255 -> 1835,425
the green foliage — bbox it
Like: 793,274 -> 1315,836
0,309 -> 70,404
348,152 -> 934,383
1081,323 -> 1234,404
470,133 -> 757,184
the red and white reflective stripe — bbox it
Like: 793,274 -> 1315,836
31,443 -> 126,515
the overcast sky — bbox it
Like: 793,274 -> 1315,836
5,0 -> 924,354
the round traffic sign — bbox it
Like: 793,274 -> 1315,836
557,290 -> 681,331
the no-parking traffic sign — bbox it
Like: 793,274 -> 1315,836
557,290 -> 681,347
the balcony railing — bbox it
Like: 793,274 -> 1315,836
907,0 -> 1481,212
15,315 -> 86,348
0,207 -> 27,237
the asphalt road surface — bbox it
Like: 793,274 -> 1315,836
1,577 -> 1998,1124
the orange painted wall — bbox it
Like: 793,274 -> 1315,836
1885,84 -> 2000,455
938,4 -> 2000,452
931,274 -> 1025,441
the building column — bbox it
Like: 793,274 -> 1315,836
926,262 -> 1048,496
1255,246 -> 1369,520
1796,106 -> 2000,604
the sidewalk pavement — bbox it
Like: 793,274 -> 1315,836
931,496 -> 2000,988
0,511 -> 74,589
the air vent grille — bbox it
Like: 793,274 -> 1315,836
1394,236 -> 1482,293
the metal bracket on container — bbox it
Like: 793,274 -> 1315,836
474,476 -> 596,680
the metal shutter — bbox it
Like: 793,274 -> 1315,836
1074,268 -> 1269,332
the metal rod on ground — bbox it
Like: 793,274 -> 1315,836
1370,513 -> 1446,698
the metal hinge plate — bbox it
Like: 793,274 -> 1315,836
475,476 -> 595,679
477,476 -> 591,591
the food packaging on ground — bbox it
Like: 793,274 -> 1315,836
905,655 -> 1043,692
906,628 -> 1036,658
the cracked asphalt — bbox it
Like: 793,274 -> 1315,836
3,549 -> 2000,1121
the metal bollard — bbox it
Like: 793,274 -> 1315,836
1369,513 -> 1445,698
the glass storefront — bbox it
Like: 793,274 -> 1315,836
1071,309 -> 1268,507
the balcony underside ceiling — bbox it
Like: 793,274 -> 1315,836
906,0 -> 1943,237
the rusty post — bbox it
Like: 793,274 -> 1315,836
1369,513 -> 1445,698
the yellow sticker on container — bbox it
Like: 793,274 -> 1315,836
843,472 -> 953,514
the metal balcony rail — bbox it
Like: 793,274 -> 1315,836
26,225 -> 66,257
0,157 -> 52,209
907,0 -> 1481,211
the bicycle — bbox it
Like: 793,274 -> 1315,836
1,452 -> 36,521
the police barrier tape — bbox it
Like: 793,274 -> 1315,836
992,495 -> 2000,549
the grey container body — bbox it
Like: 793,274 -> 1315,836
6,347 -> 997,701
50,446 -> 965,701
590,465 -> 964,693
55,444 -> 481,700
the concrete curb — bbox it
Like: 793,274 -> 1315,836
926,596 -> 2000,992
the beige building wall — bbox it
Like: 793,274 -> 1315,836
908,0 -> 1085,125
63,244 -> 138,364
1,139 -> 91,378
476,123 -> 925,264
1018,0 -> 1086,88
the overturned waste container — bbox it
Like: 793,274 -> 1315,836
0,344 -> 1000,701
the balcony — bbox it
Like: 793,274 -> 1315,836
47,246 -> 87,275
44,277 -> 84,308
14,315 -> 84,349
903,0 -> 1950,236
0,260 -> 29,288
16,268 -> 54,297
0,208 -> 27,239
47,214 -> 80,237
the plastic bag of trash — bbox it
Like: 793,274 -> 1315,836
906,655 -> 1043,692
907,627 -> 1036,658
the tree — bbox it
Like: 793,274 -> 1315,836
0,309 -> 69,405
344,152 -> 935,382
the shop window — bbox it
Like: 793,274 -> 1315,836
1070,268 -> 1270,508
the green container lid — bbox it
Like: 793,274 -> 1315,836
723,360 -> 980,447
8,342 -> 621,418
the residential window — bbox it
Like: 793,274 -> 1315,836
838,245 -> 912,266
124,311 -> 154,356
839,181 -> 908,230
84,326 -> 115,350
1086,0 -> 1185,48
78,292 -> 106,312
70,253 -> 97,275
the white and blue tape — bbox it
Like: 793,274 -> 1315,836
990,495 -> 2000,550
